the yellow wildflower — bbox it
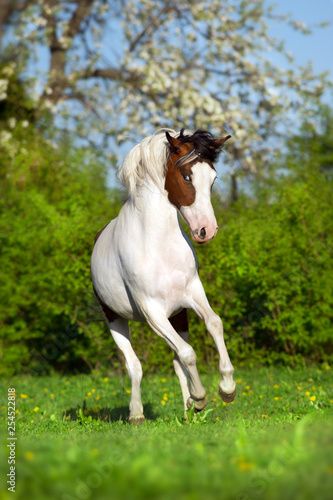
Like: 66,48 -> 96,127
310,395 -> 316,402
25,452 -> 34,460
33,407 -> 39,412
274,397 -> 279,401
161,400 -> 166,405
20,394 -> 28,399
305,391 -> 310,397
273,385 -> 280,389
126,389 -> 131,394
103,377 -> 108,382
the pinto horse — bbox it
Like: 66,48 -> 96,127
91,129 -> 236,423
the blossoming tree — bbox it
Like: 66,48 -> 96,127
1,0 -> 331,191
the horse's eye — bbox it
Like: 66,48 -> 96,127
183,175 -> 191,182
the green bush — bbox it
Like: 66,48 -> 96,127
1,92 -> 332,375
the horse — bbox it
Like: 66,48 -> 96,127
91,128 -> 236,424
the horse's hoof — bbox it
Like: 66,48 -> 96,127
194,397 -> 208,413
219,387 -> 236,403
129,415 -> 145,425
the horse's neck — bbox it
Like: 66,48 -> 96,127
125,184 -> 180,239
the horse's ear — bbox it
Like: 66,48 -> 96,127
210,135 -> 231,149
165,131 -> 181,153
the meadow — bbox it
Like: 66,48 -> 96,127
1,365 -> 333,500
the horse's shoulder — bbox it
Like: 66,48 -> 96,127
94,224 -> 108,245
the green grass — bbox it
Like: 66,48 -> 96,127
1,365 -> 333,500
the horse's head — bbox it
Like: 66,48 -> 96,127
165,129 -> 231,244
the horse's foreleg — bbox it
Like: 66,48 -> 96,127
189,280 -> 236,403
109,318 -> 145,424
144,304 -> 207,412
169,310 -> 193,416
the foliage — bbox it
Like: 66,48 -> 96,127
0,367 -> 332,499
0,77 -> 123,376
1,0 -> 330,174
1,106 -> 333,376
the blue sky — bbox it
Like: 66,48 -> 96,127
267,0 -> 333,85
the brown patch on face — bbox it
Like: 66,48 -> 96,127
164,134 -> 217,209
165,141 -> 197,209
169,309 -> 188,333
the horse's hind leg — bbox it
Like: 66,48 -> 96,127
144,303 -> 207,412
109,318 -> 145,424
170,310 -> 193,416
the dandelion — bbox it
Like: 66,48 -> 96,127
310,395 -> 316,402
242,392 -> 247,396
261,414 -> 268,418
126,389 -> 131,394
259,395 -> 263,399
65,381 -> 71,384
325,365 -> 330,370
33,407 -> 39,412
25,452 -> 34,460
20,394 -> 28,399
270,377 -> 274,381
273,384 -> 280,389
61,390 -> 66,394
236,378 -> 242,383
92,389 -> 96,393
103,377 -> 109,382
161,378 -> 166,383
163,393 -> 168,401
44,388 -> 48,391
161,400 -> 166,405
30,420 -> 34,423
245,385 -> 250,390
237,457 -> 254,471
297,386 -> 302,390
50,394 -> 54,398
212,397 -> 217,402
96,395 -> 100,400
216,417 -> 219,420
308,378 -> 313,382
15,410 -> 19,414
87,392 -> 92,397
311,386 -> 316,391
274,397 -> 279,401
305,391 -> 310,397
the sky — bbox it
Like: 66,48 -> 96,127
266,0 -> 333,88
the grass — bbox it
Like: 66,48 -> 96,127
1,365 -> 333,500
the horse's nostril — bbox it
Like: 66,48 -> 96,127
199,228 -> 206,240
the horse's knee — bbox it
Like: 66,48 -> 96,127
207,314 -> 223,333
179,345 -> 197,367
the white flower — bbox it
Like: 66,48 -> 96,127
8,117 -> 17,129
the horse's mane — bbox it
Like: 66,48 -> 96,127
117,128 -> 222,195
117,129 -> 175,195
